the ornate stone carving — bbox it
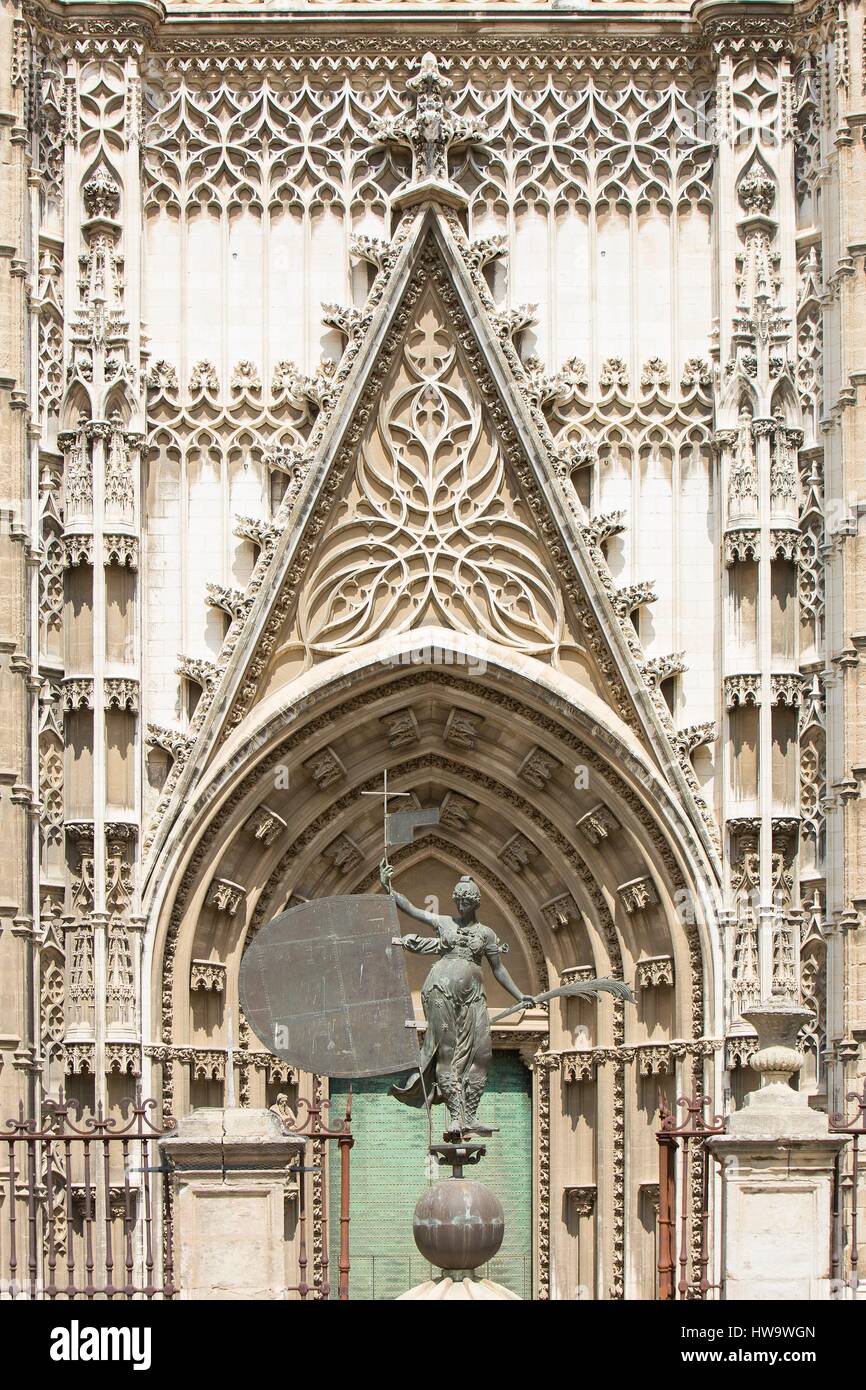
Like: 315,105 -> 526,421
245,805 -> 287,849
62,678 -> 94,712
540,894 -> 580,934
500,833 -> 538,874
617,876 -> 659,915
206,584 -> 252,624
379,709 -> 420,749
724,674 -> 760,708
104,678 -> 139,713
635,955 -> 674,989
190,960 -> 227,994
303,747 -> 346,791
438,792 -> 477,832
770,673 -> 806,708
322,834 -> 362,875
371,50 -> 487,204
103,534 -> 139,569
723,529 -> 760,566
575,804 -> 620,846
205,878 -> 246,916
518,746 -> 561,791
443,708 -> 483,751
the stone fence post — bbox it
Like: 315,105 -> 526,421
160,1107 -> 306,1300
707,1001 -> 849,1300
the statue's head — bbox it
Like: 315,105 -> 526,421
452,874 -> 482,910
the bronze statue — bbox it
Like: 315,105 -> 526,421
380,860 -> 634,1141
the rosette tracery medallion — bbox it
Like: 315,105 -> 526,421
299,287 -> 564,659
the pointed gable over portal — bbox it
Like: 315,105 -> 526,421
144,205 -> 719,878
270,270 -> 570,668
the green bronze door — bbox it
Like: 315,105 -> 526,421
329,1052 -> 532,1300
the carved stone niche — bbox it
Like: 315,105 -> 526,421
575,803 -> 620,847
322,834 -> 363,875
303,745 -> 346,790
635,955 -> 674,990
562,1052 -> 597,1083
205,878 -> 247,917
245,804 -> 287,849
540,893 -> 580,933
190,960 -> 227,994
443,708 -> 483,751
565,1184 -> 597,1219
617,876 -> 659,915
518,746 -> 561,791
379,708 -> 419,749
500,832 -> 538,874
439,791 -> 478,832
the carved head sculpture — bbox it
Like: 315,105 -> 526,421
452,874 -> 482,911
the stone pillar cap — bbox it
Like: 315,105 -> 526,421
159,1107 -> 306,1170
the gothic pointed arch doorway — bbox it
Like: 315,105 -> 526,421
145,638 -> 722,1299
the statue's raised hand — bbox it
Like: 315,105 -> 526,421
379,858 -> 394,893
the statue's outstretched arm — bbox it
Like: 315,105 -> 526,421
489,953 -> 536,1008
380,859 -> 442,931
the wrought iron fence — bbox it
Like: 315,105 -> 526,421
280,1090 -> 354,1301
1,1091 -> 175,1300
830,1079 -> 866,1299
656,1083 -> 725,1300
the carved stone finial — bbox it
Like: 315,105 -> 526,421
372,50 -> 488,210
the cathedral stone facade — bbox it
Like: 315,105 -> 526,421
1,0 -> 864,1300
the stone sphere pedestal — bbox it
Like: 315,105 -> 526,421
396,1142 -> 521,1302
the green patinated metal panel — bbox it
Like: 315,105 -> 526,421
329,1052 -> 532,1300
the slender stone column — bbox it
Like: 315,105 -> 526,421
159,1108 -> 305,1300
708,1000 -> 848,1300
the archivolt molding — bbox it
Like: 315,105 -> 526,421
149,664 -> 719,1113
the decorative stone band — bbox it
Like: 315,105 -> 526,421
560,1038 -> 722,1084
145,1043 -> 295,1086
